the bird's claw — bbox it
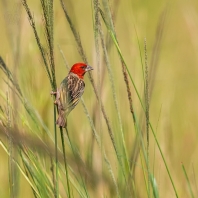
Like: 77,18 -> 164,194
51,91 -> 58,105
50,91 -> 57,96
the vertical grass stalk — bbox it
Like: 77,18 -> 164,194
60,126 -> 71,198
144,38 -> 150,197
6,90 -> 14,198
54,106 -> 59,198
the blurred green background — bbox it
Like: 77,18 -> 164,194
1,0 -> 198,197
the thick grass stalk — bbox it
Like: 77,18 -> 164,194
54,106 -> 59,198
144,38 -> 150,198
60,126 -> 71,198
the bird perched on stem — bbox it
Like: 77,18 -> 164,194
51,63 -> 93,128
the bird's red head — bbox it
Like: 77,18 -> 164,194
70,63 -> 93,79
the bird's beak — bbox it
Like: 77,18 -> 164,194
85,65 -> 94,72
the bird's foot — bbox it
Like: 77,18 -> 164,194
51,91 -> 58,105
50,91 -> 57,96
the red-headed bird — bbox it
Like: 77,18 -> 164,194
51,63 -> 93,128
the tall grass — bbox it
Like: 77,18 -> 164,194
0,0 -> 198,197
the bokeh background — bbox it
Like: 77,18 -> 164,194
1,0 -> 198,197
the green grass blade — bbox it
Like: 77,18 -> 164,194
0,141 -> 41,198
182,163 -> 195,198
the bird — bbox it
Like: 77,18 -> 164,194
51,63 -> 93,128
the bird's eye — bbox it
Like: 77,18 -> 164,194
81,66 -> 86,69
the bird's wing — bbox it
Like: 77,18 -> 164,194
59,73 -> 85,115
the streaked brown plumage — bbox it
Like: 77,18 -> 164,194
52,63 -> 93,128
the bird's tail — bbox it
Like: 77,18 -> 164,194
56,111 -> 66,128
